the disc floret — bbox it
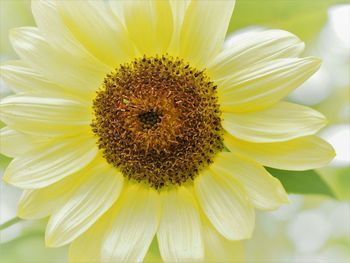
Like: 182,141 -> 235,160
92,55 -> 223,189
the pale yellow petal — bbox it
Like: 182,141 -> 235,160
202,217 -> 245,262
17,160 -> 91,219
18,189 -> 67,220
167,0 -> 190,55
46,159 -> 123,247
0,127 -> 50,157
120,0 -> 173,55
224,134 -> 336,170
0,61 -> 71,96
179,0 -> 235,68
218,57 -> 321,112
3,136 -> 98,189
0,94 -> 91,136
109,0 -> 124,22
157,187 -> 204,262
222,101 -> 327,143
10,27 -> 107,97
57,0 -> 135,67
208,29 -> 305,79
195,169 -> 255,240
31,0 -> 99,59
69,184 -> 160,263
101,185 -> 160,262
212,152 -> 289,210
69,214 -> 107,263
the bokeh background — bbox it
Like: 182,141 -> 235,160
0,1 -> 349,262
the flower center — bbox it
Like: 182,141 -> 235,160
138,110 -> 162,129
92,55 -> 223,189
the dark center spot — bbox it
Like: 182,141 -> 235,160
138,110 -> 162,129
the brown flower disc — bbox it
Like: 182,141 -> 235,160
92,55 -> 223,189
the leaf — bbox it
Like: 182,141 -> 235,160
319,167 -> 350,201
144,238 -> 163,263
266,167 -> 336,198
0,154 -> 12,171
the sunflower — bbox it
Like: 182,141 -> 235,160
0,0 -> 335,262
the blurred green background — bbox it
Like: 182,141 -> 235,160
0,0 -> 349,262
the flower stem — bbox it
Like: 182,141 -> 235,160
0,217 -> 22,231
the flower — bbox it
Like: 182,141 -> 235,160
0,0 -> 335,262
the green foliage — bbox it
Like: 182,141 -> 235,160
267,167 -> 336,198
0,0 -> 34,57
0,231 -> 67,263
331,167 -> 350,200
319,167 -> 350,200
144,238 -> 163,263
0,217 -> 22,231
228,0 -> 342,41
0,154 -> 11,171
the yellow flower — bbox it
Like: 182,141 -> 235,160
0,1 -> 334,262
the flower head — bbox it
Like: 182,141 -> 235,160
0,0 -> 335,262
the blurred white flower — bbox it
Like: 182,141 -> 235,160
321,124 -> 350,167
288,211 -> 331,253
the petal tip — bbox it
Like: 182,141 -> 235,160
329,146 -> 337,159
319,114 -> 329,127
2,174 -> 9,183
2,170 -> 28,189
44,236 -> 54,248
308,57 -> 322,68
45,224 -> 63,248
279,191 -> 290,205
293,42 -> 306,57
45,233 -> 63,248
16,208 -> 27,219
2,171 -> 13,185
226,229 -> 254,241
220,220 -> 255,241
322,138 -> 337,161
